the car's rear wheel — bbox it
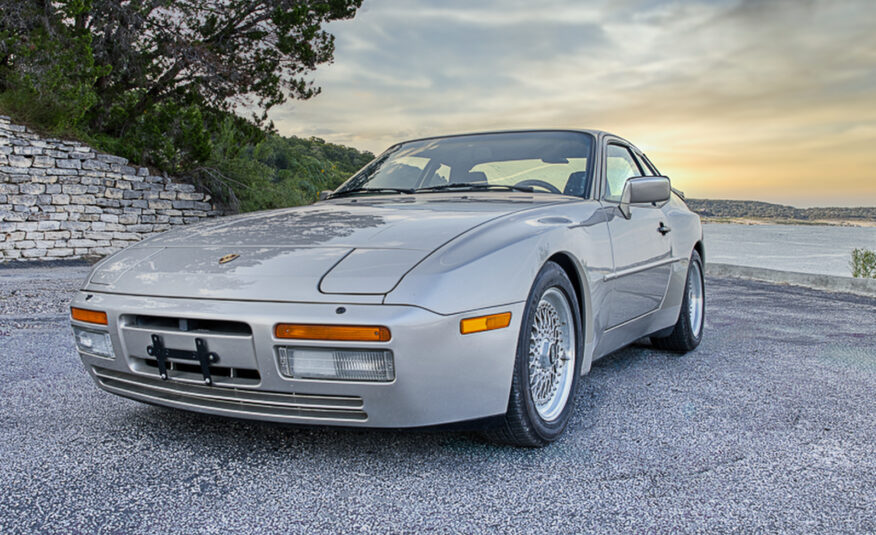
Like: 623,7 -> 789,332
651,249 -> 704,352
485,261 -> 583,447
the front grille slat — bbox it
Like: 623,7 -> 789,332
134,357 -> 261,386
92,367 -> 367,421
122,314 -> 253,336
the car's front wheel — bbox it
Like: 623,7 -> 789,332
485,261 -> 583,447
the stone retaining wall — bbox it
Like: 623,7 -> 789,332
0,116 -> 221,261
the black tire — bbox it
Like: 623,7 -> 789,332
651,250 -> 704,353
484,261 -> 583,447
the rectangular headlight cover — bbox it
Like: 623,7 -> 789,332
277,347 -> 394,382
72,326 -> 114,358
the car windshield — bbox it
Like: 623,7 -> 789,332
334,131 -> 594,197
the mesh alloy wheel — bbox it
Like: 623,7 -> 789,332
528,287 -> 576,422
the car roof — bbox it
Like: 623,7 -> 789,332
397,128 -> 637,148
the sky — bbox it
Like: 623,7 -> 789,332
269,0 -> 876,207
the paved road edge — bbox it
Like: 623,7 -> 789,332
706,262 -> 876,298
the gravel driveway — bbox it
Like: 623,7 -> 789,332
1,264 -> 874,534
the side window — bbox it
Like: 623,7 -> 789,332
604,144 -> 642,202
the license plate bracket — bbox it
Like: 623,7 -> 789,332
146,334 -> 219,385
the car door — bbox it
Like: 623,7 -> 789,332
602,142 -> 673,328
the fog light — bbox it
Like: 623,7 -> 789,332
72,326 -> 114,358
277,347 -> 394,382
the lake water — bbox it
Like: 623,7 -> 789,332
702,223 -> 876,277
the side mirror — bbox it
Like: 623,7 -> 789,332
619,176 -> 671,219
318,190 -> 333,201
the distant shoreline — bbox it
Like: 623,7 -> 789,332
688,199 -> 876,228
701,217 -> 876,228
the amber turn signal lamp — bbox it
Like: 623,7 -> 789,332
71,307 -> 108,325
274,324 -> 391,342
460,312 -> 512,335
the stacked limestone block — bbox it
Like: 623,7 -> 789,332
0,116 -> 222,261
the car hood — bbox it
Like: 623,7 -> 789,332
84,194 -> 569,302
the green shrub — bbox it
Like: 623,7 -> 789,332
851,248 -> 876,279
0,23 -> 109,133
97,101 -> 213,175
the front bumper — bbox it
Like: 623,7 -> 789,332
71,291 -> 524,428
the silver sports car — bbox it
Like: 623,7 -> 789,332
70,130 -> 705,446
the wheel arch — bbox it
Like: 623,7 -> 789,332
545,251 -> 595,375
693,240 -> 705,264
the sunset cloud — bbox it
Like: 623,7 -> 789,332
270,0 -> 876,206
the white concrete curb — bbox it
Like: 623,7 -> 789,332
706,263 -> 876,298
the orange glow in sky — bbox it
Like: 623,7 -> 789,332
271,0 -> 876,207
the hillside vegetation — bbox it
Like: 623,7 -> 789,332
196,124 -> 372,213
687,199 -> 876,224
0,0 -> 366,213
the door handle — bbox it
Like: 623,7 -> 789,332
657,222 -> 671,235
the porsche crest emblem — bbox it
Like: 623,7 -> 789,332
218,253 -> 240,265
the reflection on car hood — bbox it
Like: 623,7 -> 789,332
85,194 -> 570,301
140,194 -> 563,249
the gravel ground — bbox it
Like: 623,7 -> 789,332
1,264 -> 874,534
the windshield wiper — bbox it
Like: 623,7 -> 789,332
328,187 -> 415,199
414,183 -> 534,193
